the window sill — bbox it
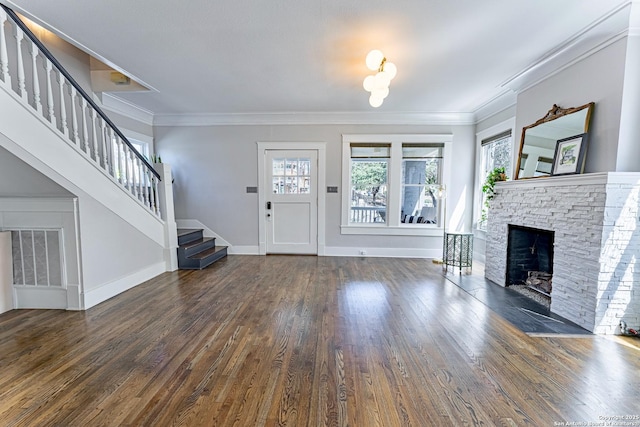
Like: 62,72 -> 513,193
341,225 -> 444,236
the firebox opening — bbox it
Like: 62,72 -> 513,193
506,225 -> 554,297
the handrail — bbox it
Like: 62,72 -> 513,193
0,4 -> 160,180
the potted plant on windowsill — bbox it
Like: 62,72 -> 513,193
480,167 -> 508,226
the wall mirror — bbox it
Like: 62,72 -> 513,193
515,102 -> 594,179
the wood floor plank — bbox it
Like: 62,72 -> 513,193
1,255 -> 639,426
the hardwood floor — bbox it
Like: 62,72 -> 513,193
1,256 -> 639,426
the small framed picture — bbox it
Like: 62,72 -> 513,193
551,133 -> 589,176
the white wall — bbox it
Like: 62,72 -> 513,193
155,123 -> 476,255
78,196 -> 165,308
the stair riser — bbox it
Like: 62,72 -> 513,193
179,247 -> 228,270
178,231 -> 203,246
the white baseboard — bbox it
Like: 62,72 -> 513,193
82,261 -> 165,309
323,247 -> 441,258
226,246 -> 441,258
14,285 -> 67,309
176,219 -> 231,247
227,245 -> 259,255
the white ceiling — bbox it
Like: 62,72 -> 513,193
4,0 -> 631,122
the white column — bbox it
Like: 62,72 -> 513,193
154,163 -> 178,271
616,1 -> 640,172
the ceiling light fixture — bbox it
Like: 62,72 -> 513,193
363,50 -> 397,108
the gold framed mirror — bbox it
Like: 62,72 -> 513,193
515,102 -> 594,179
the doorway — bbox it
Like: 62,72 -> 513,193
257,143 -> 326,255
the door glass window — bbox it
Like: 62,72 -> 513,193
272,157 -> 312,194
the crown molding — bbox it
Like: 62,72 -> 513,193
499,1 -> 632,93
472,90 -> 517,124
152,111 -> 477,127
99,93 -> 155,126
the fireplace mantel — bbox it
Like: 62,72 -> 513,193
485,172 -> 640,334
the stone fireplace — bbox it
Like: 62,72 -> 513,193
485,172 -> 640,334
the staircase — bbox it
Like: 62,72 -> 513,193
177,229 -> 227,270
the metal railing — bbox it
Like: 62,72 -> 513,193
350,206 -> 385,223
0,5 -> 161,217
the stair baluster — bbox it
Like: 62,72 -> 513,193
58,74 -> 68,137
151,173 -> 159,216
98,118 -> 109,173
15,27 -> 26,100
70,88 -> 79,144
91,110 -> 100,165
80,98 -> 90,154
45,60 -> 55,124
29,44 -> 41,113
115,136 -> 124,185
0,9 -> 9,85
142,164 -> 150,207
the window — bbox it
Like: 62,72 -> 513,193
401,144 -> 443,224
349,144 -> 389,223
342,134 -> 451,236
478,130 -> 512,229
272,156 -> 312,194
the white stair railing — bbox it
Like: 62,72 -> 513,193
0,5 -> 161,218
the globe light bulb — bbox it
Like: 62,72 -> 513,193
383,61 -> 397,80
363,75 -> 375,92
369,94 -> 384,108
365,50 -> 384,71
372,86 -> 389,99
374,71 -> 391,90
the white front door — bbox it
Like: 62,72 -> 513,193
265,150 -> 318,254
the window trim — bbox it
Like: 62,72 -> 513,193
474,118 -> 516,232
341,134 -> 452,236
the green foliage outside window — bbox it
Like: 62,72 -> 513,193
480,167 -> 508,224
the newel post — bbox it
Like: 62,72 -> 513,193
154,162 -> 178,271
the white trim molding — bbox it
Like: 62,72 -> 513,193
154,111 -> 476,127
324,246 -> 441,258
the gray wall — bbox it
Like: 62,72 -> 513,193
155,123 -> 476,252
0,147 -> 73,197
515,38 -> 627,174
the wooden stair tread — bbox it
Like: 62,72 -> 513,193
187,246 -> 227,260
177,228 -> 201,237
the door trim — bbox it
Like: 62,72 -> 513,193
257,142 -> 326,256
